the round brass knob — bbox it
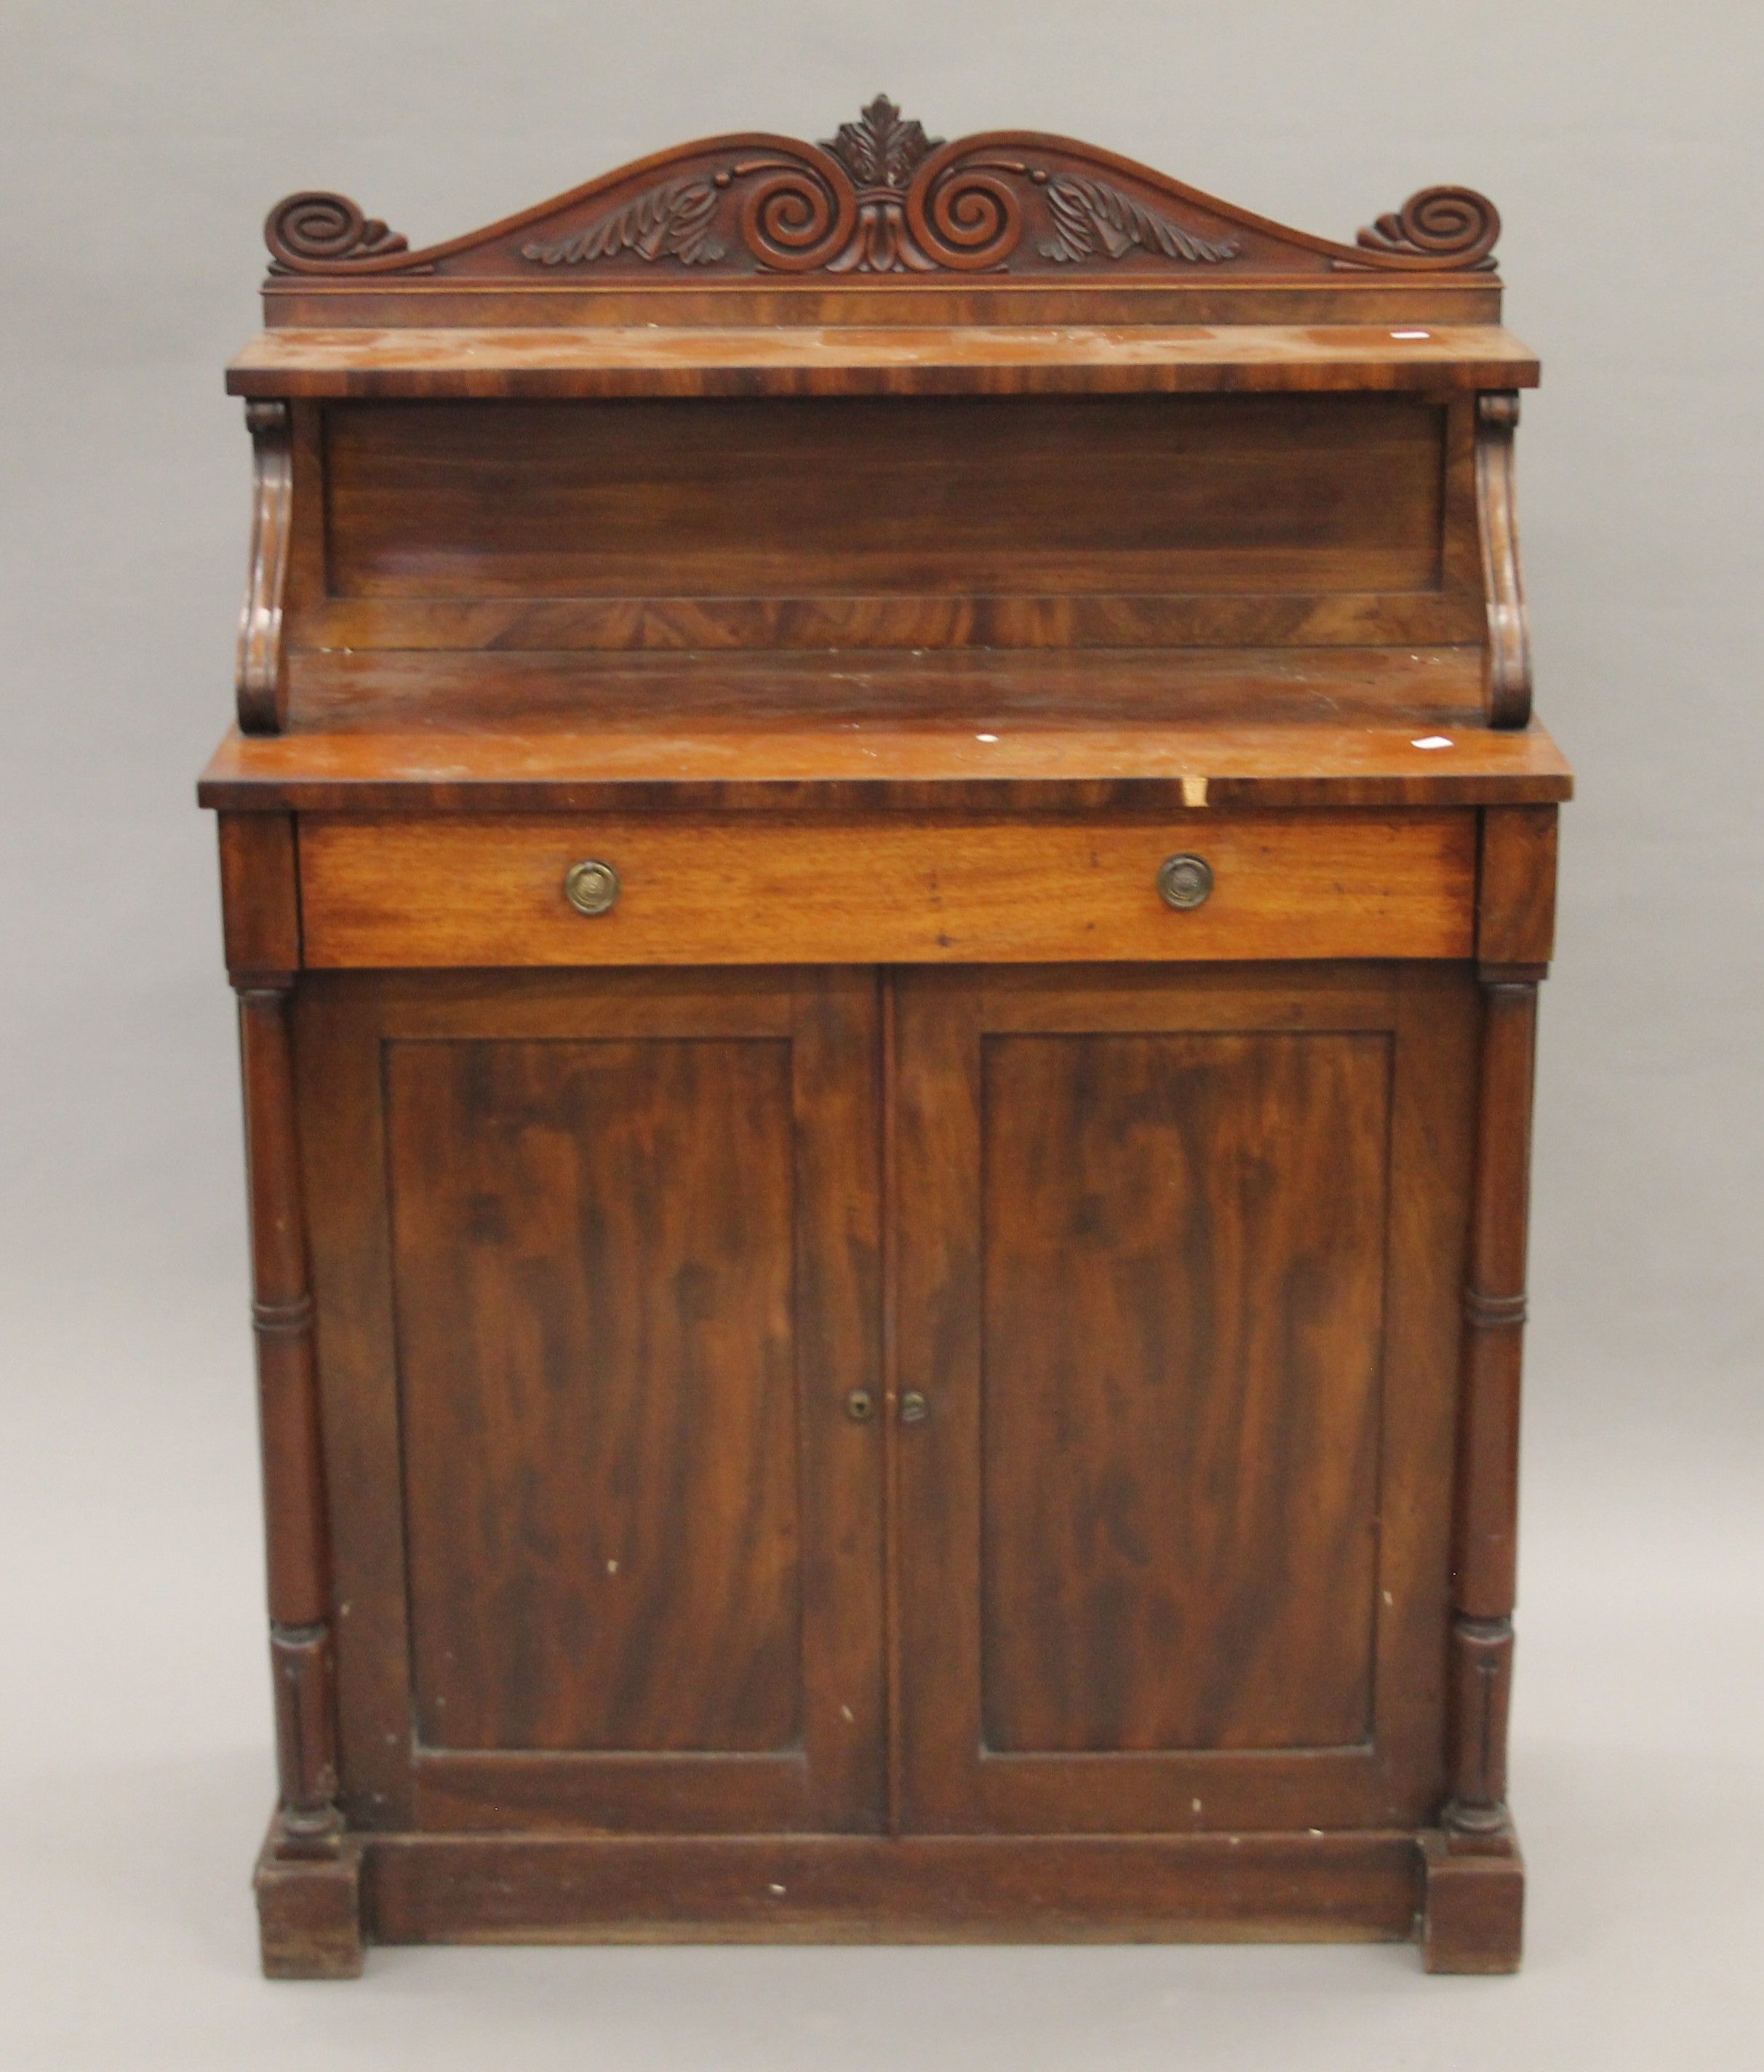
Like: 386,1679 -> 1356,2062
844,1388 -> 876,1423
898,1390 -> 930,1425
1157,853 -> 1214,911
564,859 -> 620,916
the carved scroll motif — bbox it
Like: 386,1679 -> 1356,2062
260,103 -> 1505,282
266,191 -> 410,272
1357,186 -> 1500,268
236,399 -> 292,736
519,97 -> 1231,276
1475,391 -> 1533,728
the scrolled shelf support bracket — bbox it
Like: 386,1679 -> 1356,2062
1476,391 -> 1533,730
236,399 -> 292,736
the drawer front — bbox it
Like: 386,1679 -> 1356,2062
298,811 -> 1476,968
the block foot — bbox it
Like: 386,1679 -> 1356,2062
255,1815 -> 365,1980
1418,1824 -> 1524,1974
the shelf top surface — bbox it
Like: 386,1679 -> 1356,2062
227,323 -> 1539,399
200,647 -> 1572,813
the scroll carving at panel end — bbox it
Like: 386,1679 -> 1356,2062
236,399 -> 292,735
255,97 -> 1499,287
1355,186 -> 1501,271
266,191 -> 412,274
1475,391 -> 1533,728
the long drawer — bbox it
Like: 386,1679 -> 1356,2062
297,811 -> 1477,967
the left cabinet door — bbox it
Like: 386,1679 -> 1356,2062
295,966 -> 886,1836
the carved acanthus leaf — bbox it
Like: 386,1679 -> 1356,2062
823,94 -> 941,190
1037,175 -> 1239,266
522,175 -> 730,266
510,111 -> 1242,278
262,107 -> 1505,287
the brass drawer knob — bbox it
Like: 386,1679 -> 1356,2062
564,858 -> 620,916
844,1388 -> 876,1423
1157,853 -> 1214,911
898,1390 -> 930,1425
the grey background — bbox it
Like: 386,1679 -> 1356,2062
2,2 -> 1760,2065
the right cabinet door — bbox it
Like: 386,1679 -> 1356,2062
893,963 -> 1477,1835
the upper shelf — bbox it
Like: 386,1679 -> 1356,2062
251,95 -> 1514,332
228,322 -> 1538,399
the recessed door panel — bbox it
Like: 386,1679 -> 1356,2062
298,968 -> 885,1835
387,1035 -> 800,1755
979,1029 -> 1388,1755
894,965 -> 1475,1835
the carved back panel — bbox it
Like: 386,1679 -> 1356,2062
260,95 -> 1504,328
234,101 -> 1530,728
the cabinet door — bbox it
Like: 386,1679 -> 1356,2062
298,968 -> 885,1834
893,964 -> 1476,1834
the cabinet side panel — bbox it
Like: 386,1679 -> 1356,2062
385,1035 -> 802,1753
978,1029 -> 1389,1752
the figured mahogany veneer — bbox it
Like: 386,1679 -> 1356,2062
324,393 -> 1456,604
298,810 -> 1476,968
227,323 -> 1539,399
207,101 -> 1566,1983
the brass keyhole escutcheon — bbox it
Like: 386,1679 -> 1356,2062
1157,853 -> 1214,911
564,858 -> 620,916
898,1390 -> 930,1425
844,1389 -> 876,1423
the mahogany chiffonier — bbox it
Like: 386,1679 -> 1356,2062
201,100 -> 1569,1979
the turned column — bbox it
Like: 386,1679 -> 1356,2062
218,812 -> 343,1860
1444,971 -> 1536,1846
1443,804 -> 1556,1852
236,973 -> 343,1855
